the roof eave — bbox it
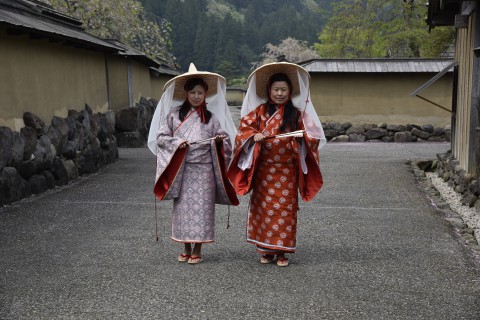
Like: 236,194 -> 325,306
2,21 -> 120,52
426,0 -> 461,27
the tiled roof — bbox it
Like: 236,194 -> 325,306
104,39 -> 159,68
152,65 -> 180,76
0,0 -> 120,52
300,59 -> 455,73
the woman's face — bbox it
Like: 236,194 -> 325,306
269,81 -> 290,105
187,84 -> 206,107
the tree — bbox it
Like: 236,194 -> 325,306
161,0 -> 203,70
215,60 -> 242,85
192,15 -> 219,71
139,0 -> 329,74
315,0 -> 455,58
40,0 -> 176,67
256,37 -> 320,67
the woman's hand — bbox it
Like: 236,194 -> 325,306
178,141 -> 189,149
253,133 -> 265,142
214,135 -> 226,142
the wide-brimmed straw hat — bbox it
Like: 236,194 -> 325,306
247,62 -> 310,100
163,63 -> 226,100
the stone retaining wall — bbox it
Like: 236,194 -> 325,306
114,97 -> 157,147
412,151 -> 480,256
0,105 -> 118,206
434,150 -> 480,208
325,122 -> 451,143
0,96 -> 454,206
414,150 -> 480,213
114,101 -> 453,146
0,95 -> 159,207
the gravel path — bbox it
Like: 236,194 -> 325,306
1,143 -> 479,319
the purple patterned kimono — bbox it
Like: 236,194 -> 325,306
154,106 -> 238,243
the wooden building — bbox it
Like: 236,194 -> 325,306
427,0 -> 479,175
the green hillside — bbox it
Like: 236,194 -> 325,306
140,0 -> 333,77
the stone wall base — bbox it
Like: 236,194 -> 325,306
411,152 -> 480,258
0,105 -> 118,206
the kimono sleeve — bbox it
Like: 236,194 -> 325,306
209,115 -> 239,205
227,107 -> 262,195
297,118 -> 323,202
154,111 -> 188,200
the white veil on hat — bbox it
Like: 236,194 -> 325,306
148,63 -> 237,154
241,62 -> 326,149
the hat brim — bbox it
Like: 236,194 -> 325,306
164,71 -> 225,100
248,62 -> 310,100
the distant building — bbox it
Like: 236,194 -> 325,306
300,58 -> 454,127
226,86 -> 247,106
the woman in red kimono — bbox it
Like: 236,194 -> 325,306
228,62 -> 326,267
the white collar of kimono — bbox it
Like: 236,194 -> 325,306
241,68 -> 326,149
147,77 -> 237,154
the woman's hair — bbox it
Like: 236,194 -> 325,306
185,77 -> 208,92
179,77 -> 212,123
266,73 -> 299,132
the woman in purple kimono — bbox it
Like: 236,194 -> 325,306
148,63 -> 238,264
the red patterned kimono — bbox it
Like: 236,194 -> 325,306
228,104 -> 323,254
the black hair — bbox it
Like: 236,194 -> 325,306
179,77 -> 211,123
266,73 -> 299,133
